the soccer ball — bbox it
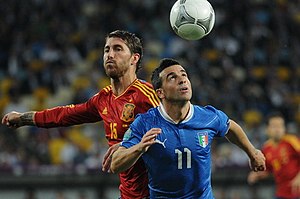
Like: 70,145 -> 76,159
170,0 -> 215,40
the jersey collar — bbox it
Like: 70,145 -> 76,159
158,103 -> 194,124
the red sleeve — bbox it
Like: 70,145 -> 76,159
34,94 -> 102,128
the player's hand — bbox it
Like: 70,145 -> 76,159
247,170 -> 269,185
139,128 -> 161,153
247,171 -> 259,185
1,111 -> 22,128
291,172 -> 300,195
102,143 -> 120,173
249,149 -> 266,172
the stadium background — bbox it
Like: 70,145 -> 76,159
0,0 -> 299,198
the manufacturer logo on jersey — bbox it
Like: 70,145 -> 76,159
121,103 -> 135,122
198,132 -> 209,148
102,107 -> 108,115
155,138 -> 167,148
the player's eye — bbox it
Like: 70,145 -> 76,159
170,75 -> 176,80
166,72 -> 178,81
115,47 -> 122,51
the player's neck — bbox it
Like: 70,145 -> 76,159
111,73 -> 137,96
272,135 -> 284,144
162,101 -> 191,123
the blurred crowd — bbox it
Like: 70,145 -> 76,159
0,0 -> 299,174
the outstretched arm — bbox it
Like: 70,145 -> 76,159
110,128 -> 161,174
2,111 -> 36,128
225,119 -> 266,172
2,99 -> 102,129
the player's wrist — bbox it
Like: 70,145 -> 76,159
246,147 -> 258,160
20,112 -> 36,126
135,143 -> 146,155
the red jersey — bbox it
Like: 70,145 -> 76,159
262,134 -> 300,198
34,79 -> 160,199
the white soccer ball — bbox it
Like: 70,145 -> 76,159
170,0 -> 215,40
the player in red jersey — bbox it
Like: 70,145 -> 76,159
1,30 -> 160,199
248,112 -> 300,199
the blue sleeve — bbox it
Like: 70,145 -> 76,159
120,114 -> 147,149
206,105 -> 230,137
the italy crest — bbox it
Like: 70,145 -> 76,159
198,132 -> 209,148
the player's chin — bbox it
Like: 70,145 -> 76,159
106,70 -> 119,79
179,92 -> 192,100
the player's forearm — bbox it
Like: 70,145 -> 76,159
110,145 -> 144,174
226,120 -> 257,158
20,112 -> 36,126
248,170 -> 270,184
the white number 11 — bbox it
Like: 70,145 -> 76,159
175,148 -> 191,169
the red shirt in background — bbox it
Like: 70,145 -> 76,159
263,134 -> 300,198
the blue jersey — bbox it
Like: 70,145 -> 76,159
121,104 -> 230,199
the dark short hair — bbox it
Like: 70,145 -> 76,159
266,111 -> 285,125
151,58 -> 180,90
106,30 -> 143,72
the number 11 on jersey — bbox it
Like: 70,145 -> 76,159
175,148 -> 191,169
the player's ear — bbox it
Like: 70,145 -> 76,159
131,53 -> 140,66
156,88 -> 165,99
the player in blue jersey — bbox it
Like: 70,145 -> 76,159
110,58 -> 266,199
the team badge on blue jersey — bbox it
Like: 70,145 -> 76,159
123,128 -> 132,141
198,132 -> 209,148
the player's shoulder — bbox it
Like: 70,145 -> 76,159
135,107 -> 158,120
282,134 -> 300,151
87,86 -> 111,100
193,104 -> 219,114
263,139 -> 275,149
143,106 -> 158,116
263,134 -> 300,148
282,134 -> 299,141
131,79 -> 160,106
131,79 -> 154,91
136,79 -> 153,87
98,85 -> 112,95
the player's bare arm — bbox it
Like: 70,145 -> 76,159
247,170 -> 270,185
102,143 -> 120,173
291,172 -> 300,195
111,128 -> 161,174
2,111 -> 36,128
226,119 -> 266,172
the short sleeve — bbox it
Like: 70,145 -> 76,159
205,105 -> 230,137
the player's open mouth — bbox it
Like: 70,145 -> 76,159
179,87 -> 188,91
